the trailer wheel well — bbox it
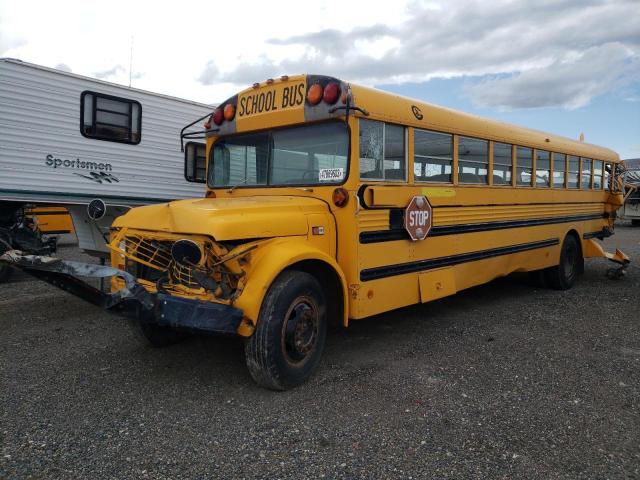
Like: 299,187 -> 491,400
285,260 -> 345,329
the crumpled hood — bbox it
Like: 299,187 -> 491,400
113,196 -> 328,240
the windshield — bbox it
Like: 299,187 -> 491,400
208,122 -> 349,188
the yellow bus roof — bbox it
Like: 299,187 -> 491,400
220,74 -> 619,163
350,83 -> 620,162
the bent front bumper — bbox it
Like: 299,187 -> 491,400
0,250 -> 243,335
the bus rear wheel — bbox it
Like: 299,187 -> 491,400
245,270 -> 327,391
544,234 -> 583,290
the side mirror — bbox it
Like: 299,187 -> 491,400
184,142 -> 206,183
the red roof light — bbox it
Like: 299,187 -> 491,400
212,108 -> 224,126
323,82 -> 341,105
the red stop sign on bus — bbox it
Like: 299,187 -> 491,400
404,195 -> 432,241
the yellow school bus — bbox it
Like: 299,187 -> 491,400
2,74 -> 629,390
25,206 -> 75,235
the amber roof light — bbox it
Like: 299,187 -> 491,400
223,104 -> 236,121
306,83 -> 323,105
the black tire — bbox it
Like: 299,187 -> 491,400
544,234 -> 583,290
0,264 -> 12,283
245,270 -> 327,391
631,219 -> 640,227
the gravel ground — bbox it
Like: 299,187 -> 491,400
1,225 -> 639,479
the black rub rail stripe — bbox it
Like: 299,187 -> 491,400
39,229 -> 72,234
360,213 -> 605,244
360,238 -> 560,282
583,230 -> 609,240
28,211 -> 70,216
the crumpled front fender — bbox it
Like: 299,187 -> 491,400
233,237 -> 349,327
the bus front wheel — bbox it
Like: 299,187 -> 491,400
245,270 -> 327,391
544,234 -> 583,290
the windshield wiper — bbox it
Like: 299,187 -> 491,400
227,178 -> 249,193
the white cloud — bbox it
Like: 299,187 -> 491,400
94,64 -> 126,80
54,63 -> 72,73
0,0 -> 638,110
467,43 -> 640,109
0,31 -> 26,56
198,0 -> 640,108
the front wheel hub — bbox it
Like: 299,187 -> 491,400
282,296 -> 319,365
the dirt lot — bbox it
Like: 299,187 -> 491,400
1,225 -> 639,479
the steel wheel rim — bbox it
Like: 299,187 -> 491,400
281,295 -> 319,366
563,243 -> 577,280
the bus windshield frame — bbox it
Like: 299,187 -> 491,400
207,120 -> 350,189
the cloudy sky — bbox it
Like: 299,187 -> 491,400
1,0 -> 638,157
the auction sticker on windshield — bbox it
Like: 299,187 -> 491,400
319,168 -> 344,182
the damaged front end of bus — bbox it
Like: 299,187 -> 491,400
0,192 -> 342,339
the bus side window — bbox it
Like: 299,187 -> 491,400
458,136 -> 488,184
493,143 -> 512,185
581,158 -> 593,189
536,150 -> 551,187
593,160 -> 604,189
414,129 -> 453,183
553,153 -> 566,188
604,162 -> 612,190
360,119 -> 383,179
568,156 -> 580,188
516,146 -> 533,186
359,119 -> 406,181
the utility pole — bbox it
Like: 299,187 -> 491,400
129,36 -> 133,88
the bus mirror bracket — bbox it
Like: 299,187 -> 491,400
180,112 -> 219,152
328,85 -> 369,121
328,105 -> 369,117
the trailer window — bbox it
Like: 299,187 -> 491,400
81,91 -> 141,145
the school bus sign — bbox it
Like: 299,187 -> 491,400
404,195 -> 432,241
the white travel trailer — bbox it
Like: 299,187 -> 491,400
0,58 -> 213,279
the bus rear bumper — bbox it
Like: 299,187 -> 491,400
582,239 -> 630,279
0,250 -> 244,335
582,239 -> 630,265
